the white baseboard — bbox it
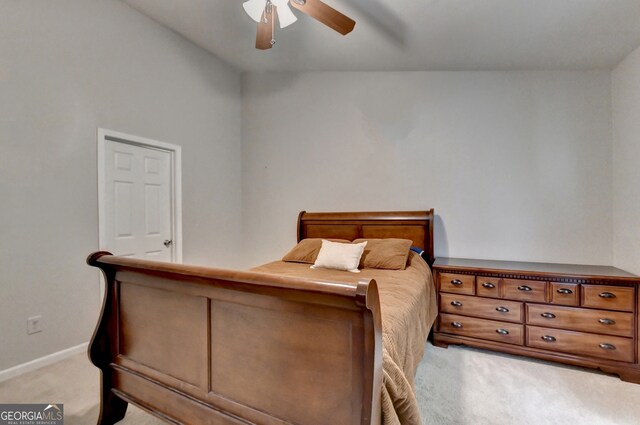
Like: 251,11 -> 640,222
0,342 -> 89,383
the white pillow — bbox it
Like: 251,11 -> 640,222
310,240 -> 367,273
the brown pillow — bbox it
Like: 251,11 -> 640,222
353,238 -> 413,270
282,238 -> 351,264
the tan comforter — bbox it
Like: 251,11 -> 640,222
251,251 -> 437,425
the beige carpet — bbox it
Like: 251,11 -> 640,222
1,343 -> 639,424
417,344 -> 640,424
0,353 -> 162,425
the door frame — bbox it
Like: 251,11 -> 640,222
97,128 -> 183,263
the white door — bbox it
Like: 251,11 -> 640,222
99,131 -> 181,263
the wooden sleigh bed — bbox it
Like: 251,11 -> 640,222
87,210 -> 436,425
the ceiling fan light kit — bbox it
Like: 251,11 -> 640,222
243,0 -> 355,50
243,0 -> 267,23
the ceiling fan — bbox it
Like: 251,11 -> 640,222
243,0 -> 356,50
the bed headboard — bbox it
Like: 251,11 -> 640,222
297,210 -> 435,265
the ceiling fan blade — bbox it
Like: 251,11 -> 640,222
255,6 -> 276,50
289,0 -> 355,35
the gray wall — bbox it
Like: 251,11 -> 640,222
0,0 -> 242,371
612,45 -> 640,275
241,71 -> 613,267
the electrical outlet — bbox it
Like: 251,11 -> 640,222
27,315 -> 43,335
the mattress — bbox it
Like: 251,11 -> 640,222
251,251 -> 437,425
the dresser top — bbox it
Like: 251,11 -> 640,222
433,257 -> 640,282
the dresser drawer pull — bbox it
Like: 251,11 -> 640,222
451,321 -> 463,328
517,285 -> 532,292
495,306 -> 510,313
495,329 -> 509,335
599,343 -> 616,351
541,335 -> 556,342
482,282 -> 495,289
451,279 -> 463,286
556,288 -> 573,295
598,318 -> 616,325
599,292 -> 616,299
540,312 -> 556,319
450,301 -> 463,307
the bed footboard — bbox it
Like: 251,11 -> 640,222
87,252 -> 383,425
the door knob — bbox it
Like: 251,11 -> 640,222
164,239 -> 173,247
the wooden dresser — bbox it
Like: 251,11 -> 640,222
432,258 -> 640,383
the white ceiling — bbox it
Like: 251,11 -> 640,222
122,0 -> 640,72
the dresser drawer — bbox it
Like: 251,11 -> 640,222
527,326 -> 634,363
581,285 -> 635,312
440,293 -> 523,323
476,276 -> 501,298
503,279 -> 547,302
439,313 -> 523,345
527,304 -> 634,337
549,282 -> 579,306
439,273 -> 475,295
